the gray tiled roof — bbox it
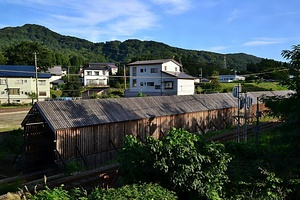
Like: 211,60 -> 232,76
162,71 -> 195,79
22,91 -> 294,131
127,59 -> 182,67
47,66 -> 63,76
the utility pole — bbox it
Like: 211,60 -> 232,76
256,97 -> 262,143
199,68 -> 202,82
5,78 -> 10,104
123,65 -> 126,90
223,55 -> 227,68
244,92 -> 248,142
237,83 -> 241,142
34,52 -> 39,101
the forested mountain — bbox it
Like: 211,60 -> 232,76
0,24 -> 263,76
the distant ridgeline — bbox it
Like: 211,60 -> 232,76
0,24 -> 262,75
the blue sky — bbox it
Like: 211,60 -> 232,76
0,0 -> 299,61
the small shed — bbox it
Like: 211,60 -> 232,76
20,91 -> 293,171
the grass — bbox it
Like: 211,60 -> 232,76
219,82 -> 288,93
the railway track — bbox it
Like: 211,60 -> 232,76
208,121 -> 282,142
0,164 -> 120,198
0,121 -> 282,198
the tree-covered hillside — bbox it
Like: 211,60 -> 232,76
0,24 -> 263,76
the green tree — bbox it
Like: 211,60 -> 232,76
27,92 -> 38,105
118,128 -> 232,199
210,70 -> 221,92
61,75 -> 82,97
0,51 -> 7,64
4,41 -> 54,71
264,44 -> 300,127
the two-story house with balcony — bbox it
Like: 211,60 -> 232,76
0,65 -> 51,104
125,59 -> 195,97
83,63 -> 118,87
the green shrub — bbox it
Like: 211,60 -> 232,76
88,183 -> 177,200
118,128 -> 232,199
65,160 -> 83,175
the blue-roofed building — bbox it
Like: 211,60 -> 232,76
0,65 -> 52,104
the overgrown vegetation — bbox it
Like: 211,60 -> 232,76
197,81 -> 288,94
7,183 -> 177,200
118,128 -> 232,199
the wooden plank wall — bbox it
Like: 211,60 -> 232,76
23,101 -> 271,171
55,105 -> 251,169
23,123 -> 55,171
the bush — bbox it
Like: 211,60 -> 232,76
65,160 -> 83,175
118,128 -> 232,199
89,183 -> 177,200
10,183 -> 175,200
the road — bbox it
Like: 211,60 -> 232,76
0,107 -> 31,131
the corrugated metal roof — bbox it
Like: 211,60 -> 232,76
22,91 -> 293,131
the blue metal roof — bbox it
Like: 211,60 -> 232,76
0,65 -> 51,78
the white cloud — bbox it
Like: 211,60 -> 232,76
243,38 -> 285,46
3,0 -> 160,42
228,8 -> 238,23
152,0 -> 193,14
208,46 -> 231,51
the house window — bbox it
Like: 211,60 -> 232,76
164,81 -> 173,89
132,67 -> 137,76
86,71 -> 92,75
140,82 -> 144,86
132,79 -> 137,87
164,66 -> 167,71
7,88 -> 20,95
94,71 -> 99,76
0,79 -> 6,85
147,82 -> 154,86
175,67 -> 178,72
39,91 -> 47,96
38,80 -> 46,85
140,69 -> 144,73
151,68 -> 158,73
155,85 -> 161,89
15,79 -> 23,85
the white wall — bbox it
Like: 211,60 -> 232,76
161,61 -> 181,72
84,69 -> 109,86
0,77 -> 50,103
177,79 -> 195,95
130,64 -> 162,93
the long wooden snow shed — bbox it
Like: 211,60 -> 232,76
21,91 -> 292,171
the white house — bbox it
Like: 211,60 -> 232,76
219,74 -> 245,83
125,59 -> 195,97
0,65 -> 51,104
83,63 -> 118,87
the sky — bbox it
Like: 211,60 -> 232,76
0,0 -> 299,62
